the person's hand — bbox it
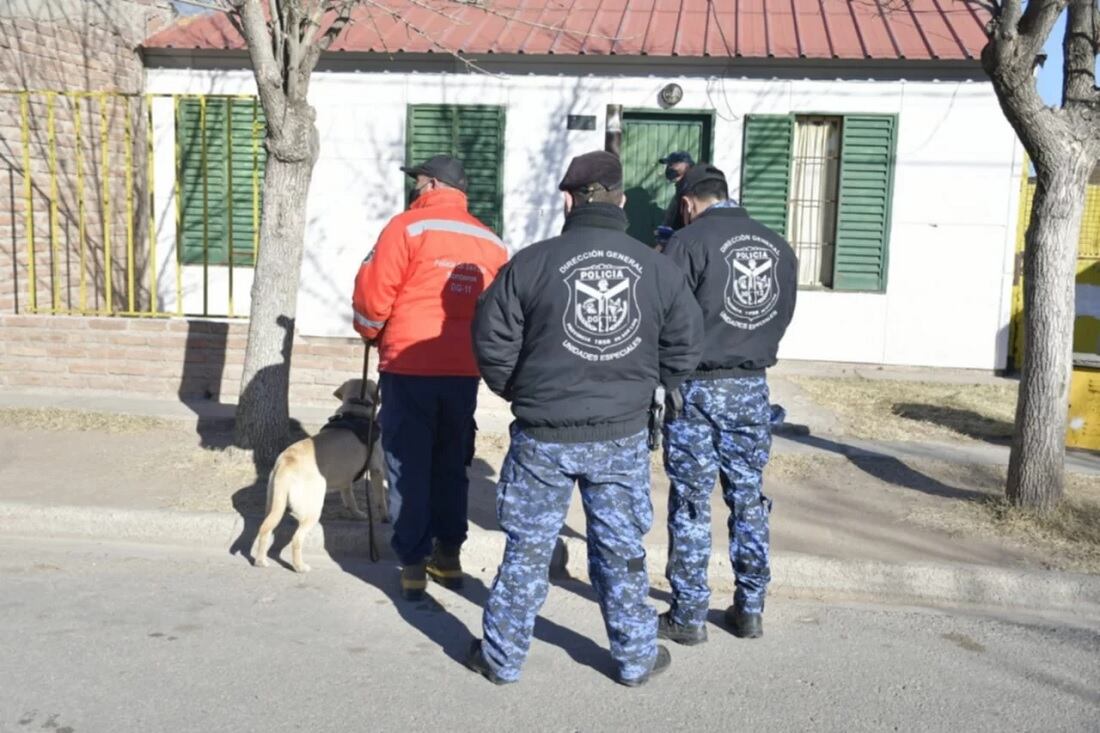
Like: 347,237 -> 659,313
363,327 -> 385,348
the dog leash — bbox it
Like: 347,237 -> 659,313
360,344 -> 381,563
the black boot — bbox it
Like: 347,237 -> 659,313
657,611 -> 708,646
426,541 -> 464,589
724,607 -> 763,639
464,640 -> 510,685
617,645 -> 671,687
400,563 -> 427,601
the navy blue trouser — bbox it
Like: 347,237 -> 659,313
379,373 -> 478,566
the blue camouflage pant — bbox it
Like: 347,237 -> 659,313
663,376 -> 773,626
482,427 -> 657,683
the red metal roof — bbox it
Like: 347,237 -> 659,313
144,0 -> 989,61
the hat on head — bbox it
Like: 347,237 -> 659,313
658,151 -> 695,166
400,155 -> 468,192
558,150 -> 623,193
679,164 -> 727,196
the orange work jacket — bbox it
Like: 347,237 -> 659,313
352,188 -> 508,377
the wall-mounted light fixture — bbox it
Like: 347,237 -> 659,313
659,83 -> 683,108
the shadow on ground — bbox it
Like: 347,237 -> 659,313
891,403 -> 1014,444
331,556 -> 615,680
785,432 -> 995,503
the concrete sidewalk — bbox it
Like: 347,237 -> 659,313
4,382 -> 1099,475
2,385 -> 1099,618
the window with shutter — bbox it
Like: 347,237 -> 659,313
176,97 -> 267,267
406,104 -> 506,235
833,115 -> 897,292
740,115 -> 793,237
740,113 -> 896,293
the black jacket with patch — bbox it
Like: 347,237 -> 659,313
662,206 -> 798,378
473,204 -> 704,443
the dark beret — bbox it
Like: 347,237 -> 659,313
558,150 -> 623,192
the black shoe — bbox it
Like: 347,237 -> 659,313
426,541 -> 464,590
400,563 -> 427,601
657,612 -> 708,646
617,645 -> 671,687
725,607 -> 763,638
464,640 -> 510,685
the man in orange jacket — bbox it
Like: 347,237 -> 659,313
353,155 -> 508,600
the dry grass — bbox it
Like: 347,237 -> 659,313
790,377 -> 1017,443
766,452 -> 1100,573
167,443 -> 261,513
0,407 -> 180,434
916,495 -> 1100,575
901,465 -> 1100,573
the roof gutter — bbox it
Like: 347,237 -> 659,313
140,47 -> 987,82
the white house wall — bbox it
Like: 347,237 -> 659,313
145,67 -> 1022,370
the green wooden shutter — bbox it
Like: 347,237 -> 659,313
833,114 -> 897,292
177,97 -> 266,266
406,104 -> 505,235
227,98 -> 266,266
740,115 -> 793,236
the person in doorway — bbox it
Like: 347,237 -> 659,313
653,150 -> 695,250
465,151 -> 704,686
658,164 -> 798,644
352,154 -> 509,601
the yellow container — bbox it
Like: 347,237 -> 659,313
1066,367 -> 1100,450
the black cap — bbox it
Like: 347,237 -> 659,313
558,150 -> 623,193
400,155 -> 468,192
658,151 -> 695,166
679,164 -> 727,196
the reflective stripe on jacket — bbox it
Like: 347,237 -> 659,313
353,188 -> 508,376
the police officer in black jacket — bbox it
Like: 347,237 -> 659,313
656,164 -> 798,646
465,151 -> 703,687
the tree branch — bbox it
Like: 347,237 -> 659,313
225,9 -> 246,40
301,0 -> 356,74
1000,0 -> 1025,33
982,0 -> 1070,166
237,0 -> 287,131
1064,0 -> 1100,107
1017,0 -> 1069,57
357,0 -> 503,76
286,1 -> 305,101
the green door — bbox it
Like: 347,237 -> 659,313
620,111 -> 713,245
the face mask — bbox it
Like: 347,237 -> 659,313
410,182 -> 428,201
664,167 -> 679,181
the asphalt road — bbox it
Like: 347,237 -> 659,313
1,536 -> 1098,732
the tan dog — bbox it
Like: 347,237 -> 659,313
254,378 -> 387,573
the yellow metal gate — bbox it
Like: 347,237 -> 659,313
1010,167 -> 1100,448
1,90 -> 266,319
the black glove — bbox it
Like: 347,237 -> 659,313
664,388 -> 684,423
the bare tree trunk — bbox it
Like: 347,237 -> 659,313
1007,159 -> 1092,512
234,103 -> 318,467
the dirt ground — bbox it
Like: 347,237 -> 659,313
789,377 -> 1017,443
2,405 -> 1098,574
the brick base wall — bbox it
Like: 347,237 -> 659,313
0,314 -> 367,406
